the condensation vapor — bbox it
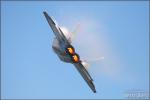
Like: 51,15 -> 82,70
70,17 -> 123,80
60,15 -> 124,80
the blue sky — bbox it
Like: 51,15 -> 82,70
1,1 -> 149,99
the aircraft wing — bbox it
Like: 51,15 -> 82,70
43,11 -> 70,46
44,11 -> 96,93
73,62 -> 96,93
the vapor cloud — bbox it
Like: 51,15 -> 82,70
70,17 -> 123,80
60,15 -> 125,81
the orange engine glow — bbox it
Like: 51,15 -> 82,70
67,47 -> 74,55
72,55 -> 79,62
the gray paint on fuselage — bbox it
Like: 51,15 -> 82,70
52,38 -> 71,63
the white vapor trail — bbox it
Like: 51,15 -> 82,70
60,15 -> 124,80
72,17 -> 123,80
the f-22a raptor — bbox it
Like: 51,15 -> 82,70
43,11 -> 96,93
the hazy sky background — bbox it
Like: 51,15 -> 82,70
1,1 -> 149,99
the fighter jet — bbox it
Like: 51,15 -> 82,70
43,11 -> 96,93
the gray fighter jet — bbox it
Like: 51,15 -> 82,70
43,11 -> 96,93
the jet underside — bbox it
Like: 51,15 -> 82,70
43,11 -> 96,93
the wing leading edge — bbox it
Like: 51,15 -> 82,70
43,11 -> 69,45
74,62 -> 96,93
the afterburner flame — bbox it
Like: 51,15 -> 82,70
73,55 -> 79,62
67,47 -> 74,55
